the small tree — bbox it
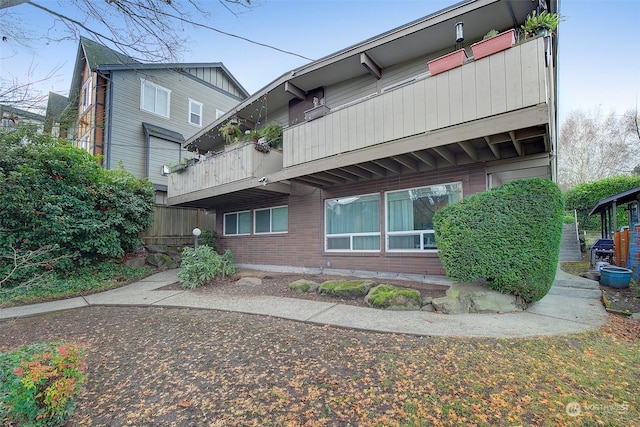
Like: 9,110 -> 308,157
434,178 -> 564,305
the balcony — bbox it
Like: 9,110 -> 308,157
284,37 -> 551,171
168,37 -> 554,207
168,142 -> 285,205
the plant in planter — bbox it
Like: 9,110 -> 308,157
219,121 -> 242,144
261,121 -> 283,149
470,28 -> 516,60
246,129 -> 261,142
522,10 -> 560,37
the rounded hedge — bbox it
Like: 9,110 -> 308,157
433,178 -> 564,305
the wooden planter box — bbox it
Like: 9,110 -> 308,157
427,48 -> 468,76
470,29 -> 516,60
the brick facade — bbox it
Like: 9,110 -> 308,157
217,163 -> 487,276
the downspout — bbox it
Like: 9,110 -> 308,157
97,70 -> 114,169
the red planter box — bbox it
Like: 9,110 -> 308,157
470,29 -> 516,60
427,48 -> 468,76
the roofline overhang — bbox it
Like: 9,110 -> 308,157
184,0 -> 531,148
589,186 -> 640,216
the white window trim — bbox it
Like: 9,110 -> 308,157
384,181 -> 462,253
223,210 -> 251,236
324,192 -> 381,253
140,79 -> 171,118
188,98 -> 203,127
81,78 -> 92,112
215,109 -> 225,119
254,205 -> 288,235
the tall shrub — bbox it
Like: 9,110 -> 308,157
433,178 -> 564,305
564,175 -> 640,231
0,125 -> 154,287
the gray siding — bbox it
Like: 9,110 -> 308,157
184,67 -> 245,98
108,67 -> 242,185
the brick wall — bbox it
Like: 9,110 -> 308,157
217,163 -> 486,276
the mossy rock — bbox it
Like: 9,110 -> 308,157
289,279 -> 319,293
318,280 -> 376,297
365,284 -> 422,310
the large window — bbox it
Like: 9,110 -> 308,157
386,182 -> 462,251
189,99 -> 203,126
325,194 -> 380,251
141,80 -> 170,118
254,206 -> 288,234
224,211 -> 250,236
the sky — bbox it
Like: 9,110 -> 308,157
1,0 -> 639,127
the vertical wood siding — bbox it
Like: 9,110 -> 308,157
284,38 -> 546,168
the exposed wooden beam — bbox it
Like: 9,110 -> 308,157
357,162 -> 387,177
432,146 -> 456,165
410,150 -> 437,168
509,131 -> 523,156
360,52 -> 381,80
372,158 -> 402,174
484,136 -> 501,159
293,176 -> 333,188
458,141 -> 478,161
313,172 -> 346,184
285,81 -> 306,101
324,168 -> 360,181
392,155 -> 419,171
340,165 -> 372,179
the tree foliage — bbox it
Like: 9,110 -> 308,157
564,175 -> 640,231
0,125 -> 154,287
433,178 -> 564,305
558,108 -> 640,190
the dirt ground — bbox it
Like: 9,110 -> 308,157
160,270 -> 450,308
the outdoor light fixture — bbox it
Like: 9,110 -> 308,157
161,164 -> 170,176
192,227 -> 201,249
455,22 -> 464,43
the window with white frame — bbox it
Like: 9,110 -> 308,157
189,99 -> 203,126
325,194 -> 380,251
140,80 -> 170,117
224,211 -> 251,236
385,182 -> 462,251
79,133 -> 90,152
81,78 -> 92,112
254,206 -> 288,234
215,109 -> 225,119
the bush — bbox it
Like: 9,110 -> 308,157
177,246 -> 236,289
564,175 -> 640,231
0,125 -> 155,288
433,178 -> 564,305
0,342 -> 87,426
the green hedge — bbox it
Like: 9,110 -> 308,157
433,178 -> 564,305
563,175 -> 640,231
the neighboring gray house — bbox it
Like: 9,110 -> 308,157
66,37 -> 249,203
167,0 -> 559,277
0,104 -> 46,133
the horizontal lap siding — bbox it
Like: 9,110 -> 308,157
217,163 -> 486,276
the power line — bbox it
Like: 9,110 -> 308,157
27,1 -> 314,62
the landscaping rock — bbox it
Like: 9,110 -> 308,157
431,283 -> 522,314
124,255 -> 147,268
145,245 -> 169,254
318,280 -> 376,297
364,284 -> 422,310
236,277 -> 262,287
146,253 -> 178,270
289,279 -> 319,293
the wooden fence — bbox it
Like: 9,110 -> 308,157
141,205 -> 216,247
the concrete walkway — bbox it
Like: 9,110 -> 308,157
0,267 -> 608,338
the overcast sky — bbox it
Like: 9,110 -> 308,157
2,0 -> 639,126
